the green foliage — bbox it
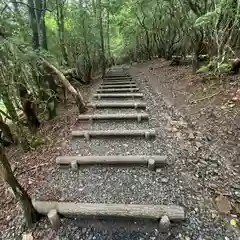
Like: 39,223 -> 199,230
29,135 -> 48,149
196,65 -> 210,74
218,63 -> 232,73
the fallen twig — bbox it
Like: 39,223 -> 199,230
192,90 -> 222,103
16,163 -> 49,176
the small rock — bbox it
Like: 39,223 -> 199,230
161,178 -> 169,183
188,133 -> 195,140
185,237 -> 190,240
171,127 -> 178,133
212,212 -> 217,219
196,142 -> 203,148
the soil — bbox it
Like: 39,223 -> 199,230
0,61 -> 240,240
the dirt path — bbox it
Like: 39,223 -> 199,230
1,64 -> 240,240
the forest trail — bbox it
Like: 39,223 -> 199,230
1,64 -> 240,240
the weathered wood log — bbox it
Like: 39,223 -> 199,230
94,93 -> 143,99
104,76 -> 131,79
100,84 -> 137,88
47,209 -> 60,229
77,113 -> 149,121
32,201 -> 185,221
71,129 -> 156,139
148,158 -> 156,171
87,102 -> 146,109
102,81 -> 134,84
41,58 -> 87,113
159,215 -> 170,233
56,155 -> 167,168
97,88 -> 139,93
70,160 -> 78,171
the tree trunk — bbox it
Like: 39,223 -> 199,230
41,1 -> 48,50
106,0 -> 111,61
0,116 -> 14,144
27,0 -> 40,50
192,32 -> 203,74
0,146 -> 41,226
41,58 -> 87,113
56,0 -> 69,65
96,0 -> 106,77
19,85 -> 40,133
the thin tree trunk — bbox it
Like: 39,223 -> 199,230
41,0 -> 48,50
0,146 -> 41,226
96,0 -> 105,77
106,0 -> 111,62
56,0 -> 69,65
41,58 -> 87,113
27,0 -> 40,50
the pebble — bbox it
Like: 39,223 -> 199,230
161,178 -> 169,183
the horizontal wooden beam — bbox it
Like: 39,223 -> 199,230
32,201 -> 185,221
97,88 -> 139,93
94,93 -> 143,99
56,155 -> 167,168
78,113 -> 149,121
100,84 -> 137,88
87,102 -> 146,109
102,81 -> 135,85
104,76 -> 132,79
71,129 -> 156,139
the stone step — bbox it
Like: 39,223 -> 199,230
56,155 -> 167,170
78,113 -> 148,121
94,93 -> 143,99
97,88 -> 139,93
100,84 -> 137,88
71,129 -> 156,139
87,102 -> 147,109
32,201 -> 185,222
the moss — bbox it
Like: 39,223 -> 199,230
218,63 -> 232,73
196,65 -> 209,74
29,135 -> 48,149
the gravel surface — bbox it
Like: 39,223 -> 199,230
1,66 -> 240,239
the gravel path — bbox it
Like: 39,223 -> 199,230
2,67 -> 240,239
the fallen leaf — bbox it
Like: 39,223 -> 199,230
215,194 -> 232,214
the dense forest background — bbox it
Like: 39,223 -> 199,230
1,0 -> 240,227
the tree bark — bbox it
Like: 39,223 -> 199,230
19,85 -> 40,133
96,0 -> 106,77
27,0 -> 40,50
56,0 -> 69,65
0,115 -> 14,144
41,58 -> 87,113
0,146 -> 41,226
41,0 -> 48,50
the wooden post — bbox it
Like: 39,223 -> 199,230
47,209 -> 60,229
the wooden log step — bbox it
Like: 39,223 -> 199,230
100,84 -> 137,89
71,129 -> 156,139
104,76 -> 131,79
102,81 -> 134,85
103,79 -> 133,82
97,88 -> 139,93
94,93 -> 143,99
78,113 -> 149,121
87,102 -> 146,109
56,155 -> 167,168
32,201 -> 185,221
